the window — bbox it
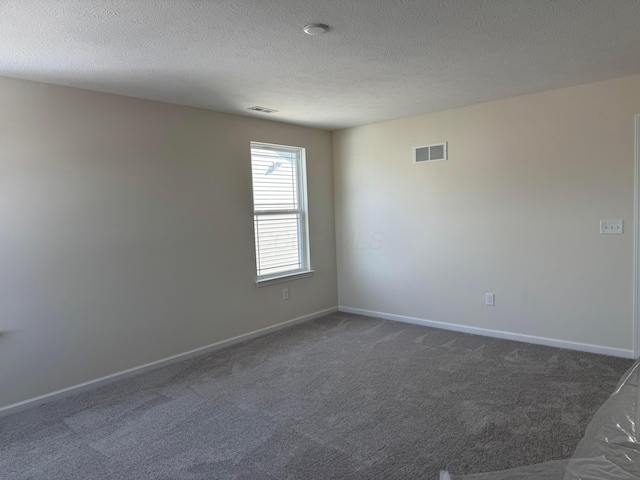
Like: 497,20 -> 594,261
250,142 -> 311,284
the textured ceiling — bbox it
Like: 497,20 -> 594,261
2,0 -> 640,130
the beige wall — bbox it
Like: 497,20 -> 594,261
333,75 -> 640,352
3,72 -> 639,409
0,77 -> 337,408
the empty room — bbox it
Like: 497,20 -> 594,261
1,1 -> 640,479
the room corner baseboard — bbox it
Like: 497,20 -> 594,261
339,306 -> 635,359
0,306 -> 338,418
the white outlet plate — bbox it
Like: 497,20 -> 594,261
485,293 -> 495,306
283,288 -> 289,300
600,219 -> 623,234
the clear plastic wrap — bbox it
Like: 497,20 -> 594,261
441,360 -> 640,480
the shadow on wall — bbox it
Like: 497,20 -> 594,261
3,66 -> 250,115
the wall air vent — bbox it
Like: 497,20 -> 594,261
248,106 -> 278,113
414,142 -> 447,163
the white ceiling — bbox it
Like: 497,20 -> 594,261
2,0 -> 640,130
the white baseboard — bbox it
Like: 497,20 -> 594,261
0,306 -> 338,418
339,306 -> 635,359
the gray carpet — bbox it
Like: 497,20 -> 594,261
0,312 -> 633,480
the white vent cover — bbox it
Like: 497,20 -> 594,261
248,106 -> 278,113
414,142 -> 447,163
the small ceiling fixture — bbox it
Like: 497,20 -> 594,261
248,106 -> 278,113
303,24 -> 329,35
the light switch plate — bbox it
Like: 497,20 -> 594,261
600,219 -> 623,234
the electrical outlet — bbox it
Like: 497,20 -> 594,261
283,288 -> 289,300
485,293 -> 495,306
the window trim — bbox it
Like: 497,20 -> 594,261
255,270 -> 315,287
250,141 -> 312,285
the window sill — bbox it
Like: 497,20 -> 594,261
255,270 -> 314,287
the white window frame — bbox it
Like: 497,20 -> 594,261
250,142 -> 313,287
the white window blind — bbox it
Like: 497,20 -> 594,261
250,142 -> 310,279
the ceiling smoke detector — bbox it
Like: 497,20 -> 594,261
247,106 -> 278,113
303,24 -> 329,35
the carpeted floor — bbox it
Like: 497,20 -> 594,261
0,312 -> 633,479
